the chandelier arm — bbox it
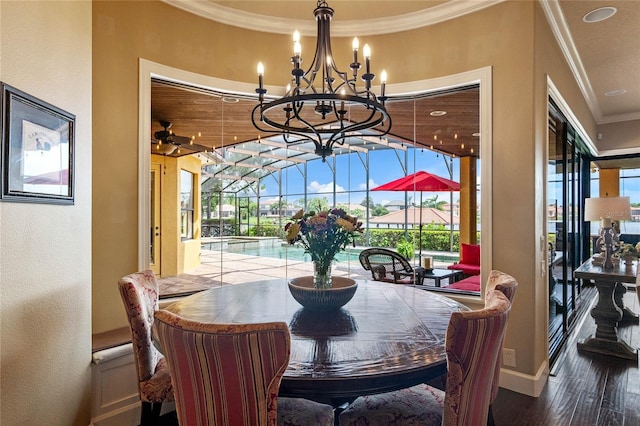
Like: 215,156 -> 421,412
252,0 -> 391,161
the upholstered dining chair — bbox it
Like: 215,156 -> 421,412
118,270 -> 174,426
484,270 -> 518,426
338,287 -> 513,426
153,309 -> 335,426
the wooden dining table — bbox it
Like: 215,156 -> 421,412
160,279 -> 469,407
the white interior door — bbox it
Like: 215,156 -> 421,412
150,163 -> 161,275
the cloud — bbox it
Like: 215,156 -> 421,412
359,179 -> 378,190
308,181 -> 346,193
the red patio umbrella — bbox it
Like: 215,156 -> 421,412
373,171 -> 460,258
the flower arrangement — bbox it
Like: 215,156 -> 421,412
615,242 -> 640,260
285,208 -> 363,288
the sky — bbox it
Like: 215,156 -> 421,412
253,147 -> 640,213
262,147 -> 463,207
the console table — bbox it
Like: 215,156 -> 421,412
574,259 -> 638,360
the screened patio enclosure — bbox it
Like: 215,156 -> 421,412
152,78 -> 482,293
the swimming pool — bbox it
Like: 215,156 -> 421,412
229,244 -> 363,263
223,243 -> 459,266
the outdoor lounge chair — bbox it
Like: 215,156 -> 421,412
359,247 -> 425,284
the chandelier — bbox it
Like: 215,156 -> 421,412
251,0 -> 392,161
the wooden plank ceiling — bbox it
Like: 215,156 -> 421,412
150,80 -> 480,159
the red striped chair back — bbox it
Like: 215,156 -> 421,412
153,310 -> 291,426
443,288 -> 512,425
484,270 -> 518,404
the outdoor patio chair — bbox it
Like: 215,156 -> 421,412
359,247 -> 425,284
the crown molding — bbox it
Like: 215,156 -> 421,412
162,0 -> 506,37
540,0 -> 603,124
599,111 -> 640,124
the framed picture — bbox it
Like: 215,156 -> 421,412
1,82 -> 75,204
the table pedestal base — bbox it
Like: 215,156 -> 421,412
578,280 -> 638,361
615,283 -> 640,324
577,336 -> 638,361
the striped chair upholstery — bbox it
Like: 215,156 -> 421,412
339,288 -> 513,426
118,270 -> 174,426
153,309 -> 334,426
484,270 -> 518,411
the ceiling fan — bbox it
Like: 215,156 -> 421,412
152,120 -> 210,156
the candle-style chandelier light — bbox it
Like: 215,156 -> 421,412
251,0 -> 392,161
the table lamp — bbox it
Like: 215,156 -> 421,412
584,196 -> 631,270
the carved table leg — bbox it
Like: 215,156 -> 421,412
577,280 -> 638,360
614,282 -> 639,325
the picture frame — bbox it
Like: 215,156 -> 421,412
1,82 -> 75,204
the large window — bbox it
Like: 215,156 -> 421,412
141,64 -> 492,300
181,169 -> 195,240
621,168 -> 640,234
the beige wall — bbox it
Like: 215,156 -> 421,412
533,0 -> 597,384
151,154 -> 202,276
0,1 -> 92,425
600,169 -> 621,197
598,120 -> 640,152
92,0 -> 598,393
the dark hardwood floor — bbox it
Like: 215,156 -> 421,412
492,284 -> 640,426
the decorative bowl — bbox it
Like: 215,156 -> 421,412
288,276 -> 358,311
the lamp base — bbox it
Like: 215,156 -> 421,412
593,224 -> 620,271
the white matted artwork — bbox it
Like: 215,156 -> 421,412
1,82 -> 75,204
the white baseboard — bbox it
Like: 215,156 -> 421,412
498,360 -> 549,397
91,344 -> 140,426
90,344 -> 175,426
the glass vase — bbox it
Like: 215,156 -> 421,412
313,260 -> 333,289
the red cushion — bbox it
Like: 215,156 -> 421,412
447,263 -> 481,276
461,243 -> 480,266
447,275 -> 481,291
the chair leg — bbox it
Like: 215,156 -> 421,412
487,404 -> 496,426
140,401 -> 163,426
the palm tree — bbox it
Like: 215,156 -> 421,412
422,195 -> 447,210
308,197 -> 329,213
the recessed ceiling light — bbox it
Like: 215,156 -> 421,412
605,89 -> 627,97
222,96 -> 239,103
472,132 -> 481,137
430,110 -> 447,117
583,7 -> 617,23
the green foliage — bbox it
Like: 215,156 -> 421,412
396,239 -> 415,260
247,224 -> 280,237
360,196 -> 375,208
364,229 -> 471,253
307,197 -> 329,213
421,195 -> 447,210
371,205 -> 389,216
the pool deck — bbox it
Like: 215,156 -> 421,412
158,248 -> 457,297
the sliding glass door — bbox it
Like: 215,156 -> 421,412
547,102 -> 590,364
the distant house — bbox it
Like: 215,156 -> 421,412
336,203 -> 367,216
259,198 -> 300,218
383,200 -> 407,212
369,207 -> 460,229
211,203 -> 236,218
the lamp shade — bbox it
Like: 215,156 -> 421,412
584,196 -> 631,222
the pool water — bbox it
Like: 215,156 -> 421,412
230,244 -> 362,263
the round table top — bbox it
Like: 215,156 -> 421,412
163,279 -> 468,405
